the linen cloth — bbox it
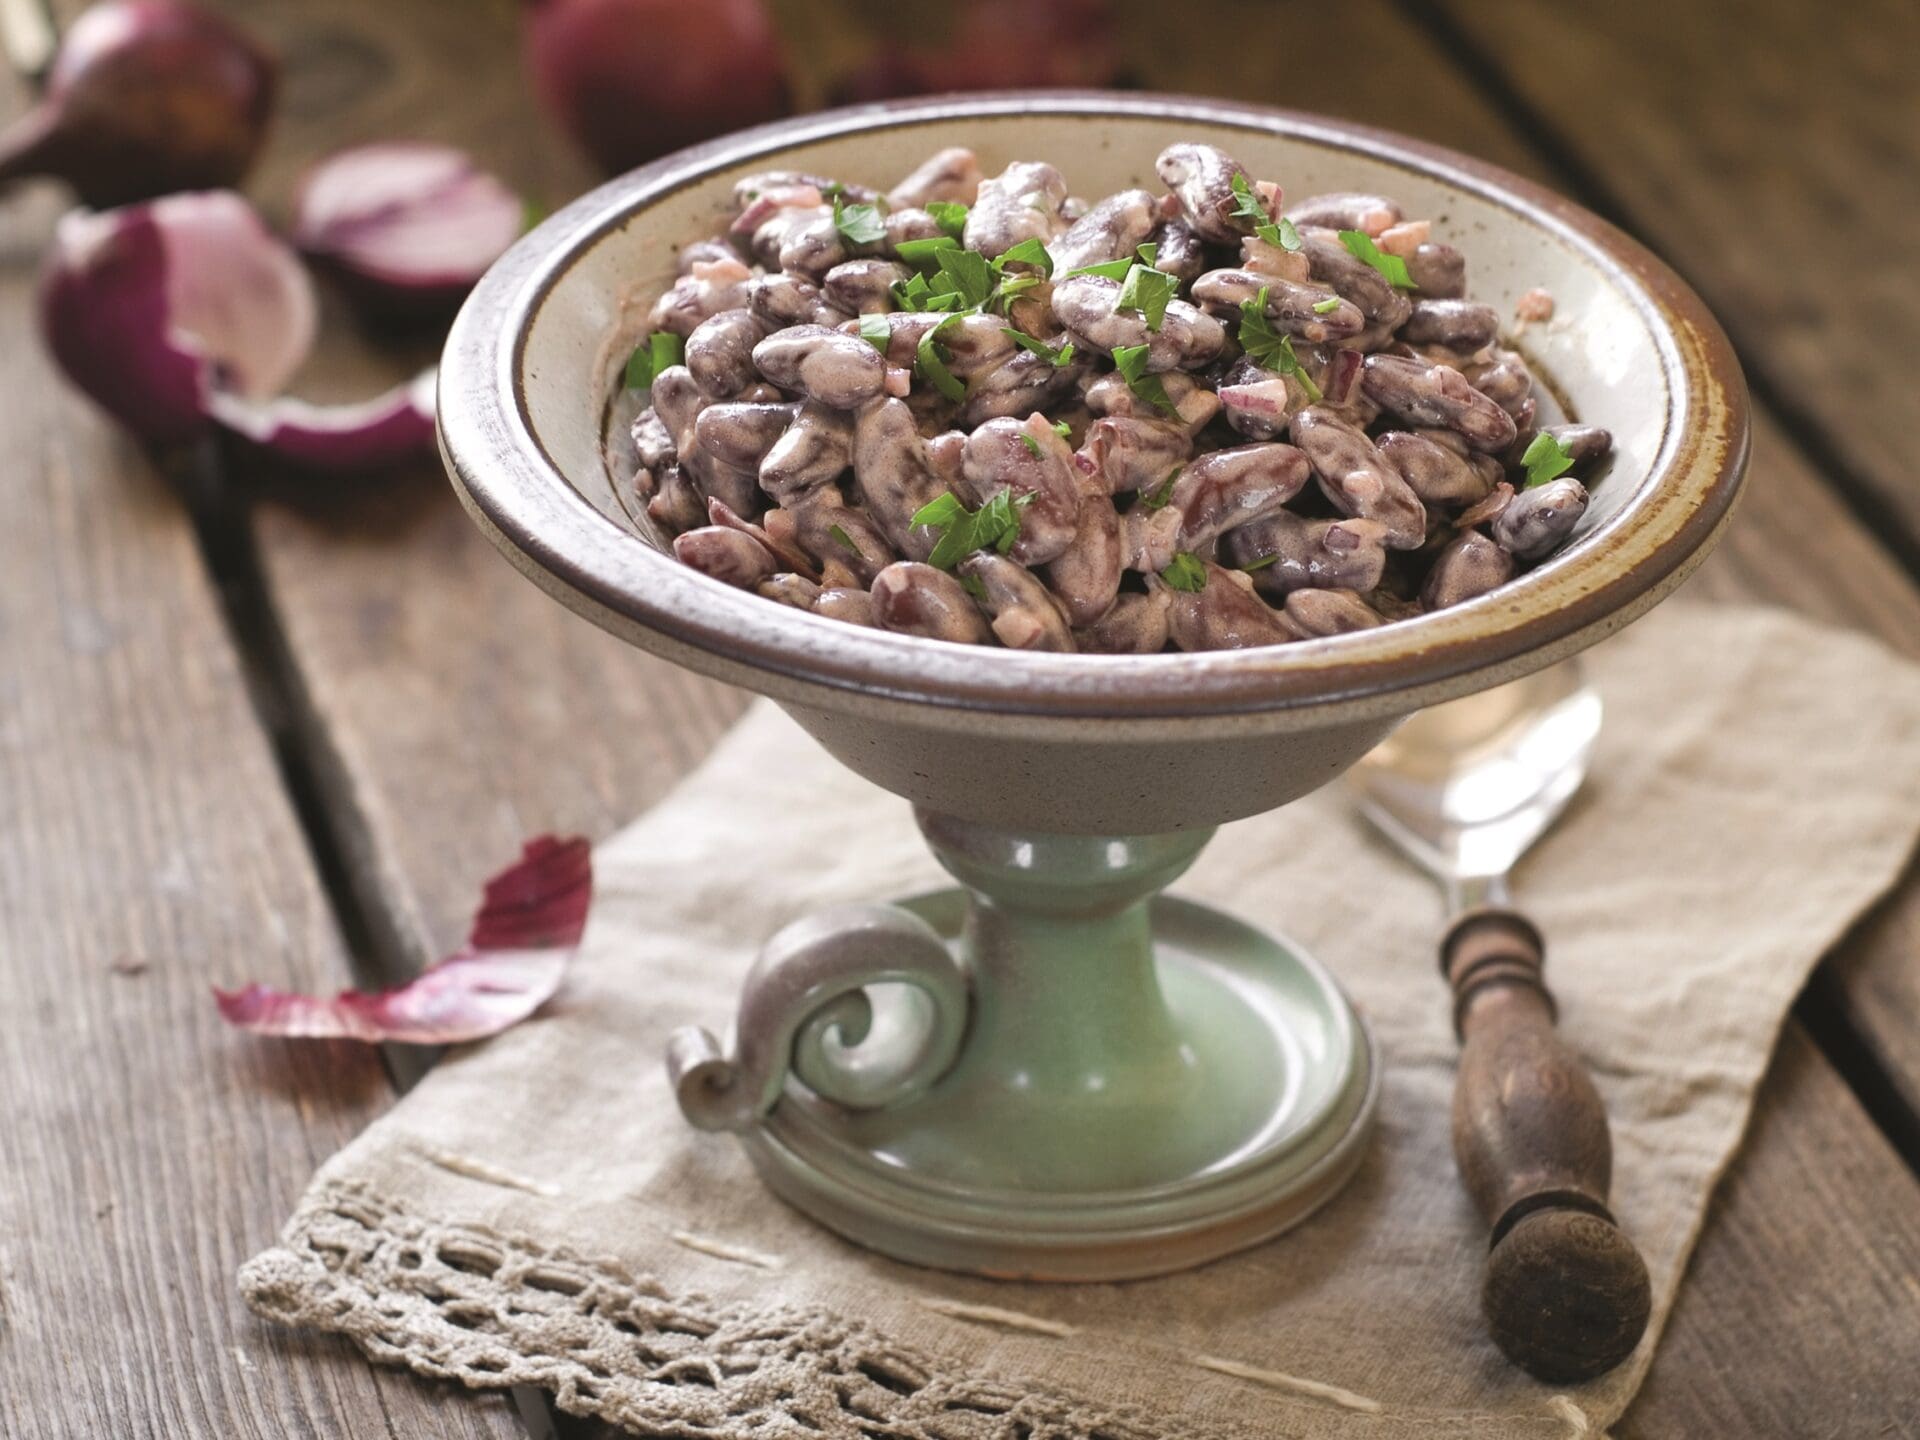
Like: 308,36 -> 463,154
242,602 -> 1920,1439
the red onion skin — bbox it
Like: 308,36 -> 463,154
0,1 -> 276,208
521,0 -> 790,174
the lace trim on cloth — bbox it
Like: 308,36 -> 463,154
239,1183 -> 1172,1440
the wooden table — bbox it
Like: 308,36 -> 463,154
2,2 -> 1915,1435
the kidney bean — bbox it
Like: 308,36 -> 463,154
1221,512 -> 1391,598
1462,347 -> 1535,418
758,401 -> 852,503
693,400 -> 797,471
1291,406 -> 1428,549
648,256 -> 754,336
1050,188 -> 1158,273
960,415 -> 1082,565
887,147 -> 982,209
1191,267 -> 1364,342
1406,242 -> 1467,298
686,309 -> 774,399
677,238 -> 739,274
758,573 -> 822,610
852,397 -> 953,558
959,553 -> 1076,652
753,325 -> 888,408
1154,142 -> 1256,245
1045,475 -> 1124,627
1052,275 -> 1227,370
672,525 -> 778,589
1164,564 -> 1303,651
748,272 -> 846,329
1171,443 -> 1311,552
1123,503 -> 1183,575
823,259 -> 912,315
1541,423 -> 1614,472
646,464 -> 705,536
1375,429 -> 1494,507
1300,228 -> 1414,331
964,160 -> 1068,258
1360,353 -> 1519,453
1402,299 -> 1500,351
871,562 -> 993,645
1075,589 -> 1172,654
733,170 -> 876,209
1148,216 -> 1208,282
960,346 -> 1087,427
1284,588 -> 1386,636
631,406 -> 675,474
1422,530 -> 1516,609
812,586 -> 878,627
1493,477 -> 1590,560
1284,192 -> 1403,235
1082,368 -> 1220,435
1082,415 -> 1193,494
775,493 -> 895,584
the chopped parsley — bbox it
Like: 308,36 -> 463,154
914,314 -> 968,402
1237,288 -> 1323,402
1137,240 -> 1159,267
1338,229 -> 1415,289
894,235 -> 961,266
911,488 -> 1034,570
833,194 -> 889,247
1228,172 -> 1301,251
1063,243 -> 1161,281
1020,433 -> 1043,457
1051,419 -> 1072,438
934,246 -> 995,308
1111,342 -> 1181,419
1002,329 -> 1077,367
1116,262 -> 1180,331
995,237 -> 1054,277
624,330 -> 683,390
1140,466 -> 1181,509
828,523 -> 861,556
892,269 -> 967,312
1520,431 -> 1577,489
1312,296 -> 1343,314
857,312 -> 892,355
1239,553 -> 1280,572
925,200 -> 970,239
1161,552 -> 1208,592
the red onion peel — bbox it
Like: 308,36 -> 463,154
40,190 -> 437,473
215,836 -> 592,1044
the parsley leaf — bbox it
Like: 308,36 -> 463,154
1338,229 -> 1415,289
857,312 -> 892,355
1228,172 -> 1300,250
1116,262 -> 1180,331
1239,553 -> 1280,572
892,270 -> 966,312
1161,552 -> 1208,592
895,235 -> 961,265
1001,328 -> 1076,367
1112,342 -> 1181,419
1141,466 -> 1181,509
1137,240 -> 1159,267
925,200 -> 970,239
1020,432 -> 1043,457
1520,431 -> 1577,489
1064,256 -> 1133,280
833,194 -> 888,247
935,246 -> 995,309
1051,420 -> 1072,439
624,330 -> 683,390
915,315 -> 968,403
911,488 -> 1034,570
995,237 -> 1055,277
828,523 -> 861,556
1236,287 -> 1323,402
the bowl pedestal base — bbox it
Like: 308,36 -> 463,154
668,810 -> 1379,1282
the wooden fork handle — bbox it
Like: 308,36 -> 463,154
1441,907 -> 1652,1382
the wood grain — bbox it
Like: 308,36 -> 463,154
1429,0 -> 1920,552
0,188 -> 520,1437
216,1 -> 1920,1436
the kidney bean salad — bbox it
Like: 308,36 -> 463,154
624,143 -> 1610,653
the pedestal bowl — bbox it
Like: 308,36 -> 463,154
438,93 -> 1747,1281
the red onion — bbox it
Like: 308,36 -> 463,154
40,191 -> 435,473
0,1 -> 276,208
290,142 -> 524,321
521,0 -> 789,174
833,0 -> 1121,102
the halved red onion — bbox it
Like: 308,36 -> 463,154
291,142 -> 524,318
215,835 -> 592,1044
39,189 -> 439,472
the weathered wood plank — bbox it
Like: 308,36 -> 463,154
230,2 -> 1920,1436
0,182 -> 521,1437
1428,0 -> 1920,553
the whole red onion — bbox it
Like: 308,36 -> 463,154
520,0 -> 790,174
0,0 -> 276,208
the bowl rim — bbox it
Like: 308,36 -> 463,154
440,89 -> 1749,722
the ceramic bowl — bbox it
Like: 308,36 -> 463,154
440,91 -> 1746,836
438,93 -> 1748,1281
